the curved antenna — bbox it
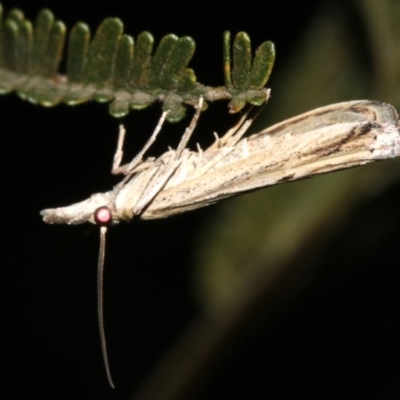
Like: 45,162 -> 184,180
97,226 -> 115,388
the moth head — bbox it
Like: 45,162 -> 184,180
40,192 -> 118,225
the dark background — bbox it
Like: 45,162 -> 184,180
1,0 -> 400,399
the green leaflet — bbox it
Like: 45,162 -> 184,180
0,3 -> 275,121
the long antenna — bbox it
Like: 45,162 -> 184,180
97,226 -> 115,388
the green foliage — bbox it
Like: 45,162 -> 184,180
0,4 -> 275,122
224,31 -> 275,112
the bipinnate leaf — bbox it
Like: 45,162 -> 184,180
0,3 -> 275,121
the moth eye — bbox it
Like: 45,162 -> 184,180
94,206 -> 113,226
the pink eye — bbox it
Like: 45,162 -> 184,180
94,206 -> 113,226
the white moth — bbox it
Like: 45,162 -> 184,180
41,97 -> 400,224
40,97 -> 400,387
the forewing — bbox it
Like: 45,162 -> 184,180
141,101 -> 400,219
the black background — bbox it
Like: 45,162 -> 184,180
1,1 -> 400,399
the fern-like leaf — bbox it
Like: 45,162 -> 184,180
0,4 -> 275,122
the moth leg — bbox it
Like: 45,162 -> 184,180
206,110 -> 249,151
112,110 -> 169,175
133,98 -> 204,214
175,96 -> 204,158
212,132 -> 224,148
224,117 -> 254,147
191,110 -> 256,177
207,103 -> 263,152
193,143 -> 203,167
112,125 -> 127,173
133,157 -> 181,215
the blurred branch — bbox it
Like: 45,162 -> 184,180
356,0 -> 400,101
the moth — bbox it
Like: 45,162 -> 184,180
41,98 -> 400,225
40,97 -> 400,387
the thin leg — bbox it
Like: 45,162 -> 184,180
112,110 -> 169,175
175,97 -> 204,158
112,125 -> 126,172
134,97 -> 205,214
190,107 -> 260,178
207,107 -> 253,151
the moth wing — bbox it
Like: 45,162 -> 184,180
142,101 -> 400,219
